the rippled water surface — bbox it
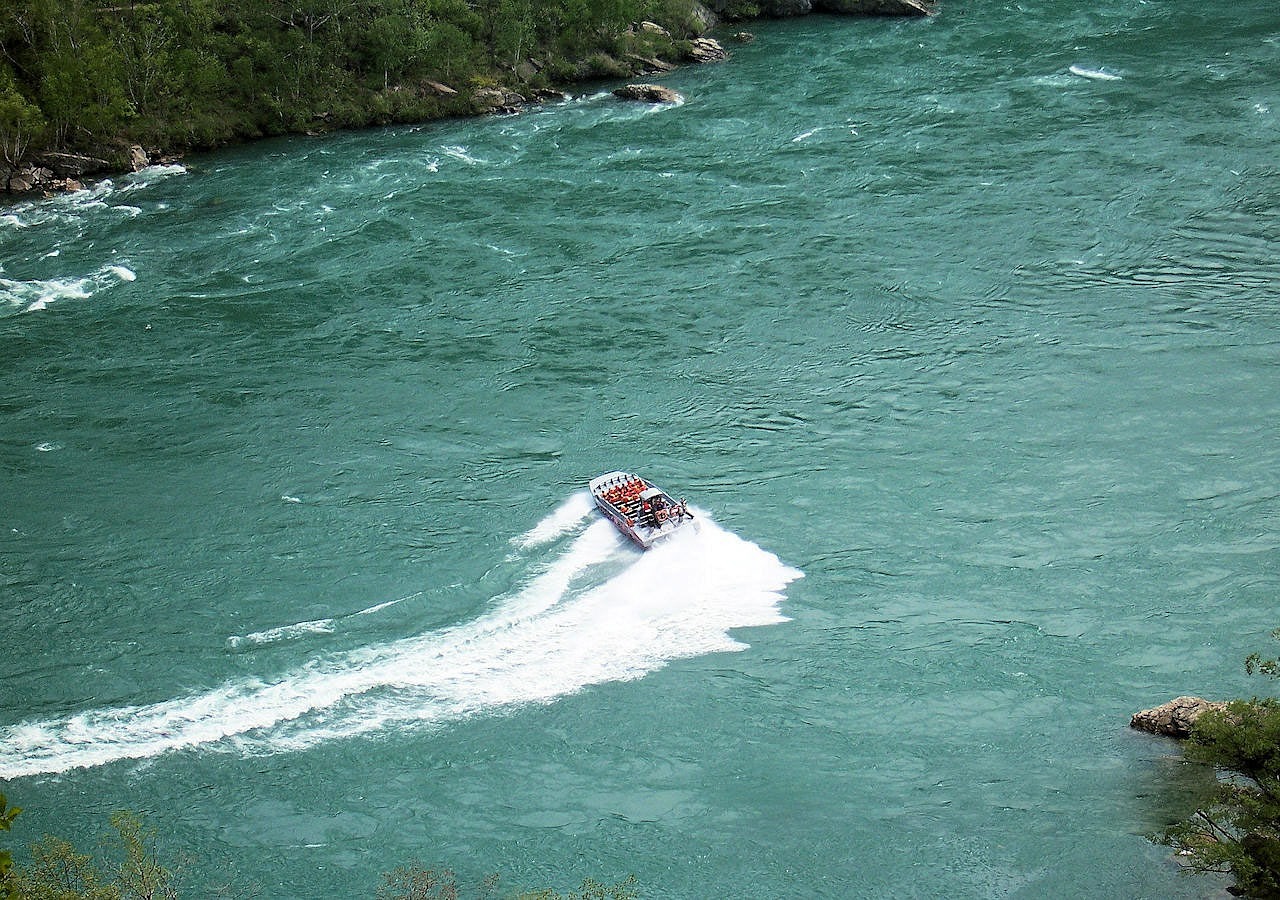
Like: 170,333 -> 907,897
3,1 -> 1278,896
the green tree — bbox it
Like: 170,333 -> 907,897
0,60 -> 44,169
1158,631 -> 1280,898
1,794 -> 21,900
8,809 -> 179,900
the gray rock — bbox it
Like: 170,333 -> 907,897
35,151 -> 113,177
1130,696 -> 1228,738
613,83 -> 684,104
473,87 -> 527,114
687,37 -> 728,63
626,54 -> 677,74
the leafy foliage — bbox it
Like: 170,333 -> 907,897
0,0 -> 706,171
5,807 -> 179,900
375,865 -> 637,900
1,794 -> 21,900
6,804 -> 638,898
1157,631 -> 1280,898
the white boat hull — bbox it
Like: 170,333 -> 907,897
588,471 -> 695,549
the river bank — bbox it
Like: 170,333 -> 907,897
0,0 -> 932,199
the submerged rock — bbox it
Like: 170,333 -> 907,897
613,83 -> 684,103
1130,696 -> 1227,738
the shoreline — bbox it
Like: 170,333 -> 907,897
1,1 -> 934,202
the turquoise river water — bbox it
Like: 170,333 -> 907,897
2,1 -> 1279,896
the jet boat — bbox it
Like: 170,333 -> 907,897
588,471 -> 695,549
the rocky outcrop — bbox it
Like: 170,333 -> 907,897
687,37 -> 729,63
626,54 -> 678,75
473,86 -> 528,115
1130,696 -> 1228,739
5,164 -> 83,195
37,150 -> 113,178
613,83 -> 684,104
2,143 -> 182,196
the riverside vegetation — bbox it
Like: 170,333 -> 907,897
0,0 -> 929,192
1153,632 -> 1280,898
0,0 -> 709,188
0,795 -> 637,899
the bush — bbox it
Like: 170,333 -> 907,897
1156,631 -> 1280,897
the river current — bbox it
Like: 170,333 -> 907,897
2,1 -> 1278,896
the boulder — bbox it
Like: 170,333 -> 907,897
473,86 -> 526,114
732,31 -> 756,42
35,151 -> 113,178
613,83 -> 683,104
638,20 -> 671,37
1130,696 -> 1228,739
687,2 -> 718,31
626,54 -> 677,74
7,171 -> 34,194
128,145 -> 149,171
529,88 -> 569,103
687,37 -> 728,63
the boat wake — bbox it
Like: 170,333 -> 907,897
1068,64 -> 1123,82
0,495 -> 801,778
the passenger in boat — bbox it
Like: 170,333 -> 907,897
649,494 -> 669,525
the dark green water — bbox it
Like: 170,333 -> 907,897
3,2 -> 1279,896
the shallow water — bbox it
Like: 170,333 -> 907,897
2,1 -> 1278,896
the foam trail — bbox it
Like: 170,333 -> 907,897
513,491 -> 596,549
1069,64 -> 1122,82
355,598 -> 405,616
0,509 -> 800,778
227,618 -> 336,649
225,594 -> 424,650
117,163 -> 188,192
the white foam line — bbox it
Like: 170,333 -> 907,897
1069,64 -> 1123,82
0,509 -> 800,778
3,263 -> 136,314
513,491 -> 597,549
227,619 -> 336,649
355,598 -> 405,616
